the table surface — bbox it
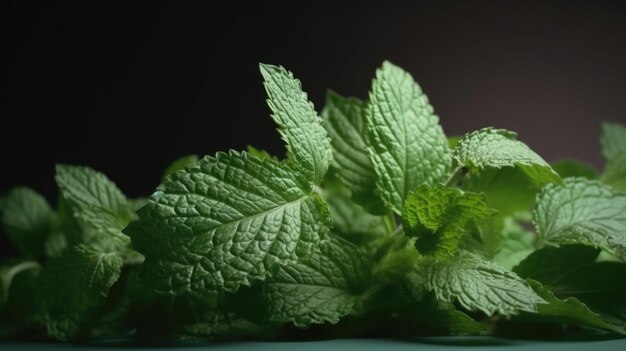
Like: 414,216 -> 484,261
1,337 -> 626,351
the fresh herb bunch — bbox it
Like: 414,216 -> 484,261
1,62 -> 626,342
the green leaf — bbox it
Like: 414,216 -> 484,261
320,174 -> 390,251
402,185 -> 496,257
601,122 -> 626,161
246,145 -> 278,161
466,167 -> 539,217
600,123 -> 626,192
264,236 -> 373,327
322,90 -> 386,214
602,153 -> 626,192
544,262 -> 626,325
527,279 -> 623,334
424,251 -> 545,316
514,245 -> 600,284
38,245 -> 123,341
534,178 -> 626,260
162,155 -> 198,181
125,151 -> 331,295
447,136 -> 461,149
492,216 -> 535,270
514,244 -> 626,331
551,158 -> 598,179
401,269 -> 486,335
453,127 -> 561,186
55,165 -> 136,252
420,302 -> 486,336
259,63 -> 332,184
0,187 -> 54,258
366,61 -> 450,213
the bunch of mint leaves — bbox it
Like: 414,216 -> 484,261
1,61 -> 626,342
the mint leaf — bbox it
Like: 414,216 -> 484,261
514,245 -> 626,331
322,90 -> 386,214
519,253 -> 626,332
264,236 -> 373,327
543,262 -> 626,326
55,165 -> 136,252
425,251 -> 544,316
602,153 -> 626,192
520,256 -> 626,333
514,245 -> 600,284
246,145 -> 278,161
162,155 -> 198,181
401,268 -> 486,335
534,178 -> 626,259
527,279 -> 623,334
366,61 -> 450,213
38,245 -> 123,341
601,122 -> 626,161
259,64 -> 332,184
492,216 -> 535,270
453,128 -> 561,185
125,151 -> 331,295
419,302 -> 486,336
552,158 -> 598,179
0,187 -> 54,258
447,136 -> 461,149
466,167 -> 539,217
320,174 -> 390,252
402,185 -> 495,257
600,123 -> 626,192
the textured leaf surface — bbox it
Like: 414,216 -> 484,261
265,236 -> 373,326
425,251 -> 544,316
527,279 -> 623,333
534,178 -> 626,259
125,151 -> 331,294
38,245 -> 123,341
402,185 -> 495,257
366,61 -> 450,212
55,165 -> 135,252
322,90 -> 385,213
0,187 -> 53,257
453,128 -> 561,185
601,122 -> 626,161
260,64 -> 332,184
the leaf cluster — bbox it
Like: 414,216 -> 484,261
1,62 -> 626,341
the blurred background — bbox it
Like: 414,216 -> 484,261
1,1 -> 626,255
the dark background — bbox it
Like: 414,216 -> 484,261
1,1 -> 626,256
